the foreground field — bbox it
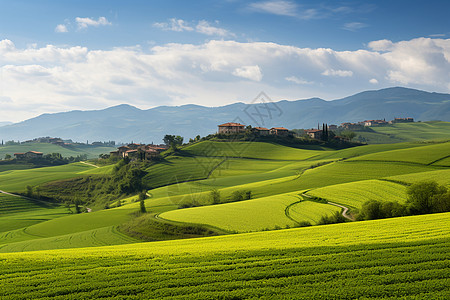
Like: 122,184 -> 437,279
0,213 -> 448,299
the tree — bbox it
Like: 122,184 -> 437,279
407,181 -> 448,214
4,154 -> 11,160
210,188 -> 221,204
139,191 -> 147,213
341,130 -> 356,141
26,185 -> 33,197
163,134 -> 183,150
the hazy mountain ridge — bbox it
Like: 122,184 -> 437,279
1,87 -> 449,143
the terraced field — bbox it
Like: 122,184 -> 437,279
0,213 -> 448,299
306,179 -> 408,210
160,193 -> 341,232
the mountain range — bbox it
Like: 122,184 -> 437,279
1,87 -> 449,143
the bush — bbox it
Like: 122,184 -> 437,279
407,181 -> 448,214
210,189 -> 221,204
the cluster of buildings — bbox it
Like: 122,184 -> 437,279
14,151 -> 43,159
110,143 -> 168,159
218,122 -> 290,136
341,117 -> 414,130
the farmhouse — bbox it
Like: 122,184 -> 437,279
270,127 -> 289,136
391,117 -> 414,123
253,127 -> 270,136
305,129 -> 323,139
341,122 -> 364,130
363,119 -> 387,126
218,122 -> 245,134
14,151 -> 44,159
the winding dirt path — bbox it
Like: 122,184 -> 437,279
80,161 -> 99,168
301,192 -> 354,221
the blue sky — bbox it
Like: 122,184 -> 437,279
0,0 -> 449,122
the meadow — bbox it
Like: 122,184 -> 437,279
0,142 -> 116,159
0,213 -> 448,299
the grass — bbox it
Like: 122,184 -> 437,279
388,169 -> 450,187
348,141 -> 450,165
185,140 -> 330,160
352,121 -> 450,144
307,179 -> 408,210
0,142 -> 116,159
0,162 -> 95,192
0,213 -> 448,299
159,192 -> 341,232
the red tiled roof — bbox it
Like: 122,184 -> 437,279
125,149 -> 138,153
218,122 -> 245,127
305,129 -> 322,133
271,127 -> 288,130
254,127 -> 269,130
28,151 -> 43,154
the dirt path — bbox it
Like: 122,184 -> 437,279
80,161 -> 99,168
302,192 -> 354,221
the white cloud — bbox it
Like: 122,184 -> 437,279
154,19 -> 233,37
342,22 -> 368,32
369,78 -> 378,84
0,37 -> 449,122
249,0 -> 298,17
75,17 -> 111,29
322,69 -> 353,77
153,18 -> 193,32
285,76 -> 314,85
232,65 -> 263,81
196,20 -> 234,37
55,24 -> 68,33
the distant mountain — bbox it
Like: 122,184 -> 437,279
0,122 -> 12,127
1,87 -> 449,143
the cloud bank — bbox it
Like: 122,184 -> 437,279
0,37 -> 449,122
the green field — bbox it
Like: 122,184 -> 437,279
160,193 -> 341,232
0,142 -> 116,159
307,179 -> 407,210
0,213 -> 448,299
353,121 -> 450,144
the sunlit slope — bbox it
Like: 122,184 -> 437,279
348,141 -> 450,165
370,121 -> 450,142
0,213 -> 448,299
0,142 -> 116,159
185,141 -> 329,160
388,169 -> 450,187
307,180 -> 407,210
159,193 -> 341,232
0,162 -> 95,192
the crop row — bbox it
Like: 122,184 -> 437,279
0,237 -> 448,299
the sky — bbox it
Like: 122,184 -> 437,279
0,0 -> 449,122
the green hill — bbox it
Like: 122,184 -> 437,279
0,142 -> 115,159
353,121 -> 450,144
0,213 -> 448,299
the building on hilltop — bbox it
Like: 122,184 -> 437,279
305,129 -> 323,139
14,151 -> 43,159
218,122 -> 245,134
253,127 -> 270,136
390,117 -> 414,123
363,119 -> 388,126
270,127 -> 289,136
340,122 -> 364,130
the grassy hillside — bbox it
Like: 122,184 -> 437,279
0,213 -> 448,299
0,162 -> 95,192
354,121 -> 450,144
0,142 -> 115,159
160,193 -> 341,232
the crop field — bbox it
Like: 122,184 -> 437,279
160,192 -> 341,232
348,141 -> 450,165
0,162 -> 95,192
370,121 -> 450,142
0,225 -> 139,253
307,179 -> 408,210
0,213 -> 448,299
142,156 -> 223,188
388,169 -> 450,187
0,142 -> 116,159
185,141 -> 329,160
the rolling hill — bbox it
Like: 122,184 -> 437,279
0,87 -> 449,143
